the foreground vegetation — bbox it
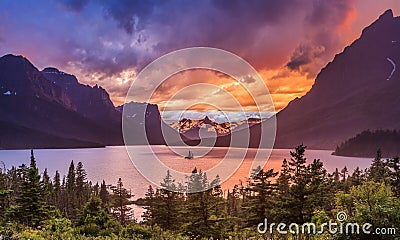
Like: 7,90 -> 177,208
0,146 -> 399,239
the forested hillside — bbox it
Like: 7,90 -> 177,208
333,130 -> 400,157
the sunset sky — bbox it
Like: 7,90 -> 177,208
0,0 -> 399,116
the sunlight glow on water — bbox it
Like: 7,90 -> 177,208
0,146 -> 372,220
0,146 -> 372,198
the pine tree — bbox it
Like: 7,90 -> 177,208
341,165 -> 348,181
42,168 -> 54,205
0,189 -> 12,220
66,160 -> 76,219
142,185 -> 156,226
143,171 -> 183,230
0,163 -> 12,220
348,167 -> 365,187
183,169 -> 224,238
287,144 -> 310,223
76,196 -> 121,236
289,144 -> 308,179
8,165 -> 26,202
333,168 -> 340,183
277,158 -> 290,194
92,182 -> 100,196
75,162 -> 88,209
53,170 -> 62,210
276,159 -> 292,223
14,150 -> 48,227
184,168 -> 209,236
110,178 -> 133,225
59,175 -> 69,216
227,184 -> 242,218
242,167 -> 278,228
158,170 -> 181,229
305,159 -> 332,219
99,180 -> 109,205
369,149 -> 389,182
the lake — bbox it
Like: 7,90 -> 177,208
0,146 -> 373,220
0,145 -> 372,197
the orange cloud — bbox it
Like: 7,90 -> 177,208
145,67 -> 314,114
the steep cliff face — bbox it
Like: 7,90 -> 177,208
119,102 -> 170,145
42,67 -> 121,126
0,54 -> 122,148
0,55 -> 75,110
273,9 -> 400,149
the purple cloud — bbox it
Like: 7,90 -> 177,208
0,0 -> 382,107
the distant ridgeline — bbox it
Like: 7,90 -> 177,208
333,130 -> 400,158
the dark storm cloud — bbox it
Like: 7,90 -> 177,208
0,0 -> 356,78
287,43 -> 325,70
51,0 -> 303,80
89,0 -> 303,70
0,0 -> 360,105
84,0 -> 356,75
69,45 -> 143,78
287,0 -> 356,74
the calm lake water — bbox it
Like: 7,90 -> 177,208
0,146 -> 372,220
0,145 -> 372,196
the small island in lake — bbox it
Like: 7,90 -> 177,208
185,150 -> 194,159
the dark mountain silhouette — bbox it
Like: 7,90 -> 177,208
273,9 -> 400,149
0,54 -> 174,149
42,67 -> 121,126
0,54 -> 74,110
0,120 -> 103,149
0,53 -> 176,148
0,54 -> 120,148
333,129 -> 400,158
41,67 -> 123,145
118,102 -> 169,145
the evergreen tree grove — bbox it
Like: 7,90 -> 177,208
12,150 -> 48,227
1,145 -> 400,239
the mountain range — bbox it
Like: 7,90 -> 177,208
0,9 -> 398,150
170,116 -> 262,140
0,54 -> 115,148
0,55 -> 165,148
273,9 -> 400,149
